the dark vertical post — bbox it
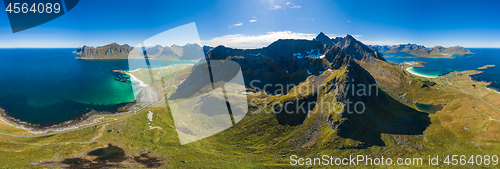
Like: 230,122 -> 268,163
205,58 -> 236,125
142,45 -> 155,83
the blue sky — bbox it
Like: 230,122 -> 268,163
1,0 -> 499,48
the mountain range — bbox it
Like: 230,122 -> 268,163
371,43 -> 473,57
171,33 -> 429,146
74,43 -> 212,60
314,32 -> 386,61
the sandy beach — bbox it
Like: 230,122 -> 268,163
486,87 -> 500,95
127,72 -> 148,87
406,67 -> 438,78
128,66 -> 170,73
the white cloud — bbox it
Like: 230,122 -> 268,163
271,2 -> 301,10
297,18 -> 314,21
228,22 -> 243,28
326,34 -> 339,38
286,2 -> 302,9
270,5 -> 283,10
347,20 -> 351,23
202,31 -> 318,49
249,19 -> 257,22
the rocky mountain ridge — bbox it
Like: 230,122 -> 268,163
314,32 -> 386,61
171,33 -> 429,146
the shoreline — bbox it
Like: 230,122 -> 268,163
0,102 -> 139,135
0,70 -> 147,134
127,71 -> 148,88
486,86 -> 500,95
468,65 -> 500,95
0,69 -> 150,134
405,67 -> 438,78
128,65 -> 170,73
0,65 -> 176,135
467,74 -> 500,95
404,65 -> 500,95
0,59 -> 194,135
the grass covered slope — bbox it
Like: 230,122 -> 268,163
357,57 -> 423,105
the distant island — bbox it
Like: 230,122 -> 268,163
73,43 -> 133,59
478,65 -> 496,70
371,43 -> 473,58
74,42 -> 213,60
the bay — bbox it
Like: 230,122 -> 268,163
383,48 -> 500,91
0,48 -> 196,126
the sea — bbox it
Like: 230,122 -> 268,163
384,48 -> 500,91
0,48 -> 197,126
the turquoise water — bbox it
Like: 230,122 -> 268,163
415,103 -> 444,114
384,48 -> 500,91
0,48 -> 196,126
407,67 -> 441,77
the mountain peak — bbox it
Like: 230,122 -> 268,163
314,32 -> 334,45
345,34 -> 355,39
317,32 -> 327,38
336,34 -> 386,61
